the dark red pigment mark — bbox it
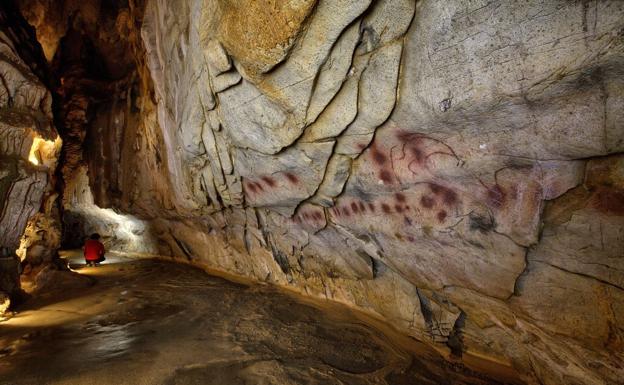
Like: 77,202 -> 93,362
397,131 -> 426,165
371,143 -> 395,184
410,147 -> 425,164
342,207 -> 351,217
284,172 -> 299,184
396,130 -> 424,144
379,170 -> 393,184
371,146 -> 388,165
420,195 -> 435,209
367,203 -> 376,212
299,211 -> 324,222
407,235 -> 415,243
246,181 -> 264,193
351,202 -> 360,213
261,176 -> 276,188
429,183 -> 442,194
437,210 -> 447,222
394,204 -> 405,213
486,184 -> 506,208
404,216 -> 413,226
592,187 -> 624,216
246,182 -> 258,193
429,183 -> 457,205
395,192 -> 406,203
381,203 -> 392,214
358,201 -> 366,212
443,190 -> 457,205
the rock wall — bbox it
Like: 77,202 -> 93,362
0,0 -> 59,311
19,0 -> 624,384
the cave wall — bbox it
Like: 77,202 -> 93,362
0,1 -> 60,312
15,0 -> 624,384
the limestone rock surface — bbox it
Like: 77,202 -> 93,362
0,1 -> 59,311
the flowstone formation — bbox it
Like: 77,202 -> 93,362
9,1 -> 624,384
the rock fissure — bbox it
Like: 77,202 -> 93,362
531,259 -> 624,293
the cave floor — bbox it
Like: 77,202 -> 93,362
0,253 -> 521,385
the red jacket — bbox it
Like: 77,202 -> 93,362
84,239 -> 105,261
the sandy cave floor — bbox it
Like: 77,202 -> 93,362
0,252 -> 522,385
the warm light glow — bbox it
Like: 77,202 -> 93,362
28,137 -> 43,165
28,135 -> 61,166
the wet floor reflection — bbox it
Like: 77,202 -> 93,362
0,255 -> 522,385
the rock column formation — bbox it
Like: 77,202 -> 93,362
7,1 -> 624,384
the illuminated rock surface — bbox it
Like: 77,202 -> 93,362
0,1 -> 622,384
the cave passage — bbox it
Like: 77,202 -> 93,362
0,252 -> 521,385
1,1 -> 623,384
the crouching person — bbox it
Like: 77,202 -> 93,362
84,233 -> 105,266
